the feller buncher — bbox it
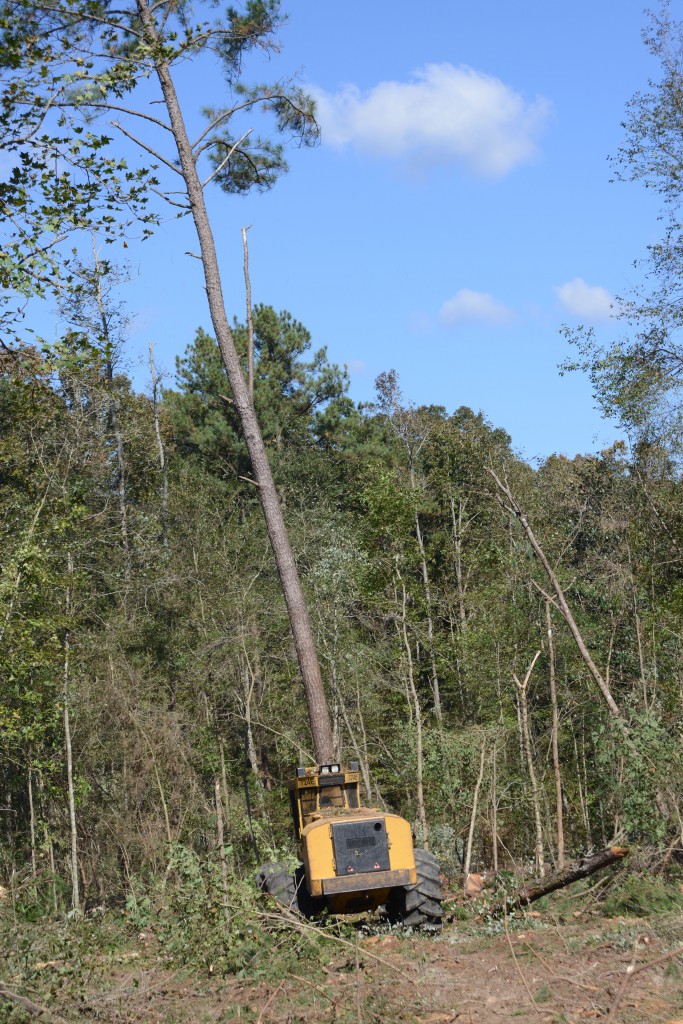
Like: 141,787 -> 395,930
257,761 -> 443,929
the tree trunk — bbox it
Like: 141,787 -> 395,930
63,553 -> 80,915
574,731 -> 592,846
91,240 -> 132,586
241,658 -> 265,810
397,580 -> 428,846
121,674 -> 174,852
355,680 -> 374,803
464,733 -> 487,878
492,846 -> 629,915
110,398 -> 131,585
148,341 -> 169,549
37,772 -> 58,914
27,761 -> 37,880
449,496 -> 468,632
414,508 -> 442,722
219,738 -> 230,842
337,690 -> 372,801
491,738 -> 499,873
514,651 -> 545,876
546,600 -> 564,870
214,778 -> 230,926
138,0 -> 334,764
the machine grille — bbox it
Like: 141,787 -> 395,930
331,819 -> 390,875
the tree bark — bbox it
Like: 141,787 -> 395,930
109,395 -> 131,584
319,616 -> 372,795
137,0 -> 334,764
120,671 -> 173,852
338,689 -> 372,801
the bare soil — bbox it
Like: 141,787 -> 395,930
4,908 -> 682,1024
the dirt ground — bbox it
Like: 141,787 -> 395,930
4,908 -> 682,1024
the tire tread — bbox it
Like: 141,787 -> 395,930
386,847 -> 443,930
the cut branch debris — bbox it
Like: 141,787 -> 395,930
605,944 -> 683,1022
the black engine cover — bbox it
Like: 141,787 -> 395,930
331,819 -> 390,876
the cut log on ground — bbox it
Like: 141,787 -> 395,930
491,846 -> 629,916
0,979 -> 73,1023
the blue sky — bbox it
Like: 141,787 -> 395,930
45,1 -> 670,461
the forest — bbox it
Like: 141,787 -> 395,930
1,2 -> 683,1022
3,299 -> 683,903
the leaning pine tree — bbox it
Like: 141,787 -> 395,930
0,0 -> 334,761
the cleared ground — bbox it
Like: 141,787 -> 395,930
2,901 -> 682,1024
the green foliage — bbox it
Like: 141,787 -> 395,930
561,5 -> 683,459
122,845 -> 279,974
168,307 -> 352,478
593,703 -> 683,842
603,873 -> 683,918
0,0 -> 318,338
3,340 -> 683,926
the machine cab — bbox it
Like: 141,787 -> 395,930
288,762 -> 362,839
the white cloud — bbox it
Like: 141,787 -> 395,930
555,278 -> 613,320
439,289 -> 514,326
312,64 -> 551,177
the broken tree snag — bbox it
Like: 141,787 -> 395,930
491,846 -> 629,916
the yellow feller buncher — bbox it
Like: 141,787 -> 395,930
256,761 -> 443,930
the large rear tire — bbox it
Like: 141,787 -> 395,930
386,848 -> 443,931
256,861 -> 325,919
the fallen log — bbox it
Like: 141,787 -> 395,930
491,845 -> 629,916
0,979 -> 75,1023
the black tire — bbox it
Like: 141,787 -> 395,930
256,861 -> 298,911
256,861 -> 325,919
386,848 -> 443,931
